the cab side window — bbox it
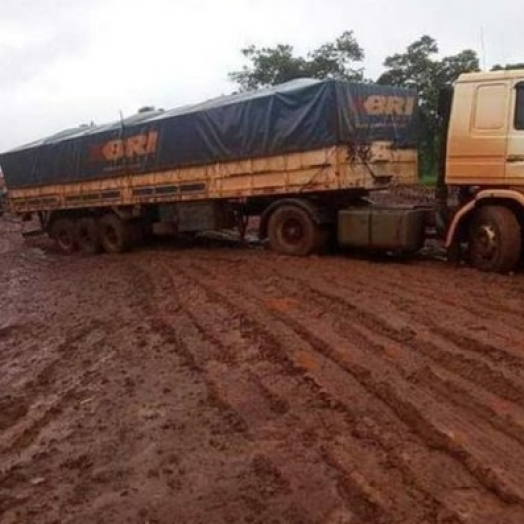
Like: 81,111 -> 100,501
473,84 -> 507,131
515,83 -> 524,130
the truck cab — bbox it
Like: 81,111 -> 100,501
444,69 -> 524,273
446,70 -> 524,185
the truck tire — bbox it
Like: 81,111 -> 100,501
77,217 -> 102,255
468,206 -> 521,273
50,218 -> 77,254
99,214 -> 133,254
267,205 -> 322,256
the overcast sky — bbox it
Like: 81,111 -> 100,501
0,0 -> 521,151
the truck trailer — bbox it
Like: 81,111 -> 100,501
3,70 -> 524,274
0,78 -> 418,256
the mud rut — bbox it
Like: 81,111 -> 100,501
2,222 -> 524,523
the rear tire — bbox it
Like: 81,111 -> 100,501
267,205 -> 322,256
99,214 -> 133,254
468,205 -> 521,273
77,217 -> 102,255
50,218 -> 77,254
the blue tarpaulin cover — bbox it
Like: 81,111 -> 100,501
0,79 -> 418,189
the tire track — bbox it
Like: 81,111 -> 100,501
251,257 -> 524,404
0,322 -> 113,490
148,261 -> 438,523
263,256 -> 524,372
153,254 -> 522,522
132,259 -> 424,523
6,226 -> 524,523
178,256 -> 524,509
241,262 -> 524,450
243,259 -> 524,427
127,260 -> 338,523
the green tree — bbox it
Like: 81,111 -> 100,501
378,36 -> 479,176
229,31 -> 364,91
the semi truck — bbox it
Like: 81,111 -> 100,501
1,70 -> 524,273
0,78 -> 418,256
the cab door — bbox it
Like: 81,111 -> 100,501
447,81 -> 510,183
506,80 -> 524,181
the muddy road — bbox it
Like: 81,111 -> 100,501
2,217 -> 524,524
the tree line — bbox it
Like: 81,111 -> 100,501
228,32 -> 521,177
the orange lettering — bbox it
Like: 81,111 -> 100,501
125,135 -> 147,157
102,140 -> 125,161
146,131 -> 159,155
385,97 -> 404,115
364,95 -> 416,116
96,131 -> 159,162
404,97 -> 415,116
364,96 -> 386,115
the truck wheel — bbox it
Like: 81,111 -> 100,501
50,218 -> 77,254
77,217 -> 102,255
267,205 -> 321,256
99,214 -> 133,254
468,206 -> 521,273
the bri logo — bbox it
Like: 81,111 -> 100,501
359,95 -> 416,116
88,131 -> 159,162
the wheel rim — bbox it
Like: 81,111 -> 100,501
281,218 -> 304,246
57,229 -> 73,249
472,223 -> 498,263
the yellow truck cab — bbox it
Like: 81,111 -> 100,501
447,69 -> 524,185
444,69 -> 524,272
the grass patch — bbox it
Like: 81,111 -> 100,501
419,175 -> 437,187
